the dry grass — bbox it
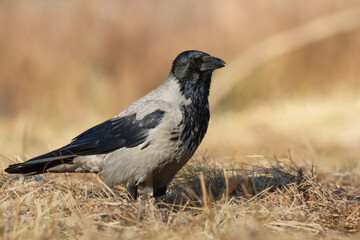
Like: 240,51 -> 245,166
1,1 -> 360,239
0,156 -> 359,239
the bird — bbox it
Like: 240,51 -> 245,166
5,50 -> 226,200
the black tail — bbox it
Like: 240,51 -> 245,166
5,148 -> 77,175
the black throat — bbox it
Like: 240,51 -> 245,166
178,71 -> 212,102
175,71 -> 212,156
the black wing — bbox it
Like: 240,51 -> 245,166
69,109 -> 165,154
5,109 -> 165,174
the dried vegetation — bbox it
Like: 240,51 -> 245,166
1,155 -> 359,239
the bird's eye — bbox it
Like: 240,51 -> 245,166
190,59 -> 195,65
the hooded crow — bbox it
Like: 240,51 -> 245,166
5,50 -> 226,200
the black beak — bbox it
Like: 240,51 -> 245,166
200,55 -> 226,71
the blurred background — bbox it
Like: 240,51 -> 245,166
1,0 -> 360,171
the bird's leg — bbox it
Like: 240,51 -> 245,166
153,186 -> 167,202
126,185 -> 138,200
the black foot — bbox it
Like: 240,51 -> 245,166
153,186 -> 167,202
126,185 -> 138,200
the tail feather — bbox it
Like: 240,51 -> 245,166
5,148 -> 76,175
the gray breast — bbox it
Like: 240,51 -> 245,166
150,100 -> 210,188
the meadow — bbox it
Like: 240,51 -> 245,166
0,1 -> 359,239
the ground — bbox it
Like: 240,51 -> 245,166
1,153 -> 359,240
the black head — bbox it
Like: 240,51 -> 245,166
171,50 -> 226,84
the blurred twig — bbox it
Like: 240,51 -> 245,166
210,7 -> 360,107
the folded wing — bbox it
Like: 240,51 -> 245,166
5,109 -> 165,174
